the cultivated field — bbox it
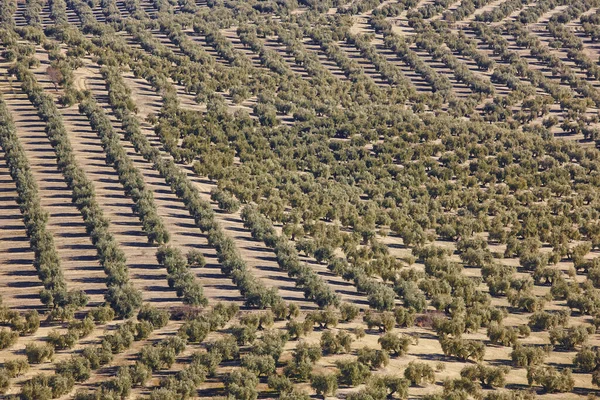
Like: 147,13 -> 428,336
1,0 -> 600,399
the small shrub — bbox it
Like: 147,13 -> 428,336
25,343 -> 55,364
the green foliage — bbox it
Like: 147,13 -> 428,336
357,347 -> 390,370
139,336 -> 186,371
336,359 -> 371,387
56,356 -> 92,382
89,306 -> 115,324
511,345 -> 548,367
25,343 -> 55,364
573,346 -> 600,372
231,323 -> 257,345
366,375 -> 410,399
211,188 -> 240,213
0,94 -> 86,312
310,372 -> 338,399
186,249 -> 206,268
394,307 -> 416,327
378,332 -> 413,356
404,361 -> 436,386
240,311 -> 274,330
284,341 -> 321,381
192,350 -> 222,377
224,368 -> 258,400
129,362 -> 152,387
364,310 -> 396,332
101,66 -> 280,310
156,245 -> 207,306
308,309 -> 339,329
268,374 -> 295,394
241,354 -> 276,377
251,330 -> 288,361
527,366 -> 574,393
439,336 -> 485,362
549,325 -> 592,350
0,329 -> 18,350
286,318 -> 313,339
207,335 -> 239,361
528,310 -> 569,331
441,377 -> 483,400
487,322 -> 529,347
21,373 -> 74,400
321,329 -> 353,355
242,206 -> 339,308
461,364 -> 510,388
4,358 -> 29,378
138,305 -> 170,328
272,302 -> 299,321
0,368 -> 9,394
340,303 -> 360,322
179,319 -> 211,344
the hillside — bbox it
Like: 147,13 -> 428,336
0,0 -> 600,399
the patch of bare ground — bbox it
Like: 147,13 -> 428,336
115,0 -> 130,20
177,27 -> 292,123
42,74 -> 179,307
349,17 -> 434,90
0,55 -> 119,396
121,79 -> 314,309
0,52 -> 107,308
528,4 -> 569,30
399,0 -> 433,19
129,319 -> 234,399
178,29 -> 257,115
0,64 -> 41,313
379,232 -> 600,398
457,25 -> 587,128
118,31 -> 205,112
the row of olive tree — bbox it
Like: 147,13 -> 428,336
0,88 -> 87,315
99,62 -> 282,309
11,62 -> 141,318
240,205 -> 340,308
79,97 -> 170,244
